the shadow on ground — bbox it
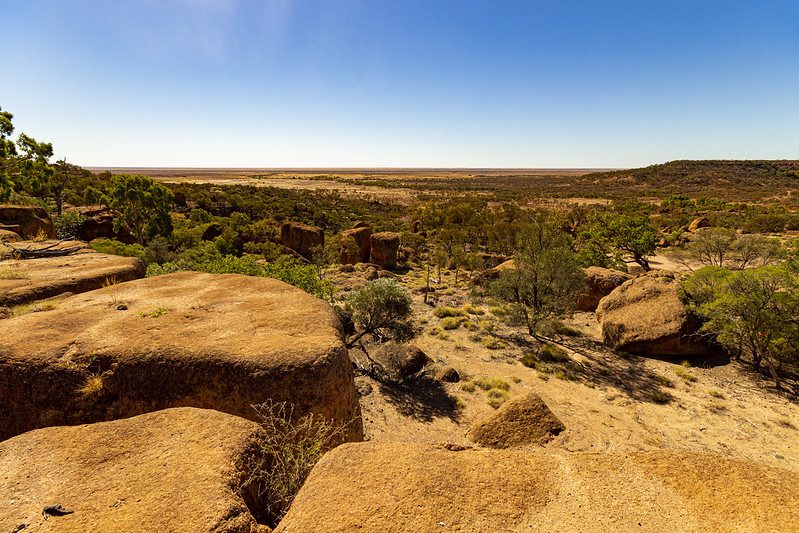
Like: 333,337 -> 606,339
377,376 -> 462,423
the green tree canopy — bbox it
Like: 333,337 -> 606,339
492,215 -> 586,337
684,265 -> 799,389
0,107 -> 53,202
583,212 -> 658,270
102,174 -> 174,244
345,279 -> 415,348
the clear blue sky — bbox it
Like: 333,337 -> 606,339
3,0 -> 798,167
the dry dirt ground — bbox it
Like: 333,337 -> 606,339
335,266 -> 799,473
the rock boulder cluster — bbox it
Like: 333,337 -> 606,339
338,222 -> 400,270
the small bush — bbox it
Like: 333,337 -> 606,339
0,269 -> 28,280
486,389 -> 510,409
675,367 -> 698,383
139,307 -> 168,318
538,344 -> 570,363
440,317 -> 463,330
241,400 -> 348,527
708,389 -> 725,399
649,390 -> 672,404
77,375 -> 104,397
481,337 -> 505,350
474,377 -> 510,392
434,306 -> 466,318
460,381 -> 477,393
463,303 -> 485,315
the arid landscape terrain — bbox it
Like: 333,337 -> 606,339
2,155 -> 799,530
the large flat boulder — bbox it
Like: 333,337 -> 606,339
276,443 -> 799,532
596,270 -> 707,356
0,205 -> 55,239
0,272 -> 363,441
0,408 -> 269,532
0,250 -> 145,307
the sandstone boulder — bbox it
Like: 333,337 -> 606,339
0,205 -> 55,240
472,258 -> 516,285
575,266 -> 632,312
0,229 -> 21,243
435,366 -> 460,383
369,232 -> 400,269
0,251 -> 145,307
0,408 -> 269,532
596,271 -> 707,356
689,216 -> 710,232
468,392 -> 564,448
340,226 -> 372,264
0,272 -> 362,441
276,443 -> 799,532
371,343 -> 431,379
280,221 -> 324,259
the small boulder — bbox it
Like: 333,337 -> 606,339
575,266 -> 632,312
0,229 -> 21,243
372,343 -> 432,379
436,366 -> 460,383
0,205 -> 55,240
689,216 -> 710,232
0,307 -> 10,320
364,266 -> 379,281
369,232 -> 400,270
340,226 -> 372,264
281,221 -> 324,259
468,392 -> 565,449
596,270 -> 708,356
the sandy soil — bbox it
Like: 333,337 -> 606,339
346,267 -> 799,473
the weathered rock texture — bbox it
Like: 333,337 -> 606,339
369,232 -> 400,270
276,443 -> 799,532
575,266 -> 632,312
689,216 -> 710,232
468,392 -> 564,448
0,408 -> 269,532
596,271 -> 707,356
0,252 -> 145,307
280,221 -> 324,259
371,343 -> 431,379
339,226 -> 372,264
0,272 -> 363,441
0,229 -> 21,242
0,205 -> 55,239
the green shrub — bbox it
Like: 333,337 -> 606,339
440,317 -> 463,330
240,400 -> 348,527
434,306 -> 466,318
91,238 -> 148,263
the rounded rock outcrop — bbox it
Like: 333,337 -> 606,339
0,272 -> 363,441
275,443 -> 799,532
369,232 -> 400,270
0,408 -> 270,532
596,270 -> 707,356
468,391 -> 565,449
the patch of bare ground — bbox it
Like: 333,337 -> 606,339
341,266 -> 799,472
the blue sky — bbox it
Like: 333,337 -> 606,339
3,0 -> 798,167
